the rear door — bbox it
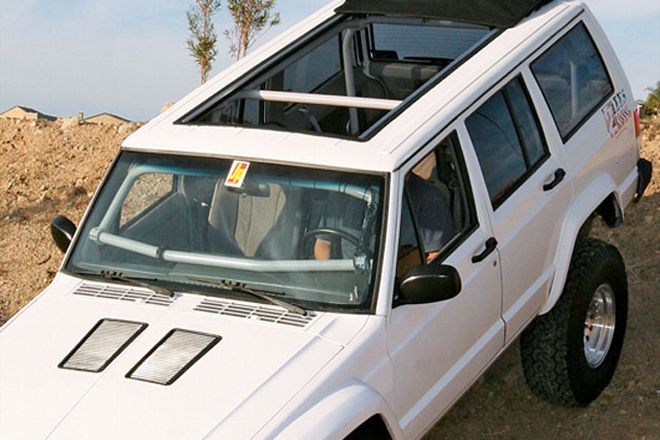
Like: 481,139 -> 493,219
463,73 -> 572,342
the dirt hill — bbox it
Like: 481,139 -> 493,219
0,117 -> 658,438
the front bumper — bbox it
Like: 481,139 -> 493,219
634,158 -> 653,202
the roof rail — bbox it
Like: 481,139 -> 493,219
237,90 -> 402,111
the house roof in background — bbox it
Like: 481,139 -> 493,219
0,105 -> 57,121
84,112 -> 131,123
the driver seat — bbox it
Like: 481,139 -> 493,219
207,180 -> 303,260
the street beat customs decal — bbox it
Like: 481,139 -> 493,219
225,160 -> 251,188
602,90 -> 632,138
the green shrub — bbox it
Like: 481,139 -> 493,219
644,82 -> 660,116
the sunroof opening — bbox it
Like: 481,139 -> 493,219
179,16 -> 494,139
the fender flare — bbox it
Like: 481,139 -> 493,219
540,173 -> 622,315
276,381 -> 402,440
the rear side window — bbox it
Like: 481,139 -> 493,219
531,23 -> 613,140
466,77 -> 549,207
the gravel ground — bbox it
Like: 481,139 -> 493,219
0,117 -> 658,439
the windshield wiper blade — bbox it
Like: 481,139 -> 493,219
187,276 -> 309,317
99,270 -> 177,299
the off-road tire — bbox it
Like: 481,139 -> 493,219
520,238 -> 628,406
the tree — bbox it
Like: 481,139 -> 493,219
644,81 -> 660,116
187,0 -> 223,84
225,0 -> 280,60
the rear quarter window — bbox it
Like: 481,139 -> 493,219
531,22 -> 614,140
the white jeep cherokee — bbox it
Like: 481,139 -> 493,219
0,1 -> 653,439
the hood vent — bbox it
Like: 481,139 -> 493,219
127,329 -> 220,385
59,319 -> 147,372
194,298 -> 315,328
73,282 -> 175,307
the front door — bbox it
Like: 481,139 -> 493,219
386,132 -> 504,439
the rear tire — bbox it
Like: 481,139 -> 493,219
520,238 -> 628,406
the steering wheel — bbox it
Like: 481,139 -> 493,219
299,228 -> 361,259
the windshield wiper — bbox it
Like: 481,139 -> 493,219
98,270 -> 177,298
187,276 -> 309,317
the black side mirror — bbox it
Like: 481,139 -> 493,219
51,215 -> 77,253
397,264 -> 462,306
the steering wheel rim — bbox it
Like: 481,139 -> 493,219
299,228 -> 361,258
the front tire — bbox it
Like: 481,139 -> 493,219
520,238 -> 628,406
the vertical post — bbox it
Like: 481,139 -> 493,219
570,61 -> 578,119
342,29 -> 360,135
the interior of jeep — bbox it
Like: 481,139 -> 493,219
181,17 -> 494,138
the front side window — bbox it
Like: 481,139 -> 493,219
396,133 -> 475,278
67,152 -> 385,312
531,23 -> 614,140
466,77 -> 549,207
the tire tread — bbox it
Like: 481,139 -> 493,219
520,238 -> 626,406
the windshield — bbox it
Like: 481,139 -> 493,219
67,152 -> 385,312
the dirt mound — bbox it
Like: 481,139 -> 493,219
0,118 -> 139,322
0,118 -> 658,438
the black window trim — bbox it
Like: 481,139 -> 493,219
501,83 -> 532,168
530,21 -> 615,144
506,76 -> 551,169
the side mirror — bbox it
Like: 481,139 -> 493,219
397,264 -> 462,306
51,215 -> 77,253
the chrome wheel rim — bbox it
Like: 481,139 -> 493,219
583,283 -> 616,368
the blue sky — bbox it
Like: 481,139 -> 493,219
1,0 -> 658,121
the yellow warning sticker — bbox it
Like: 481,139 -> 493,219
225,160 -> 251,188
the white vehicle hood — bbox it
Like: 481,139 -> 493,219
0,276 -> 366,440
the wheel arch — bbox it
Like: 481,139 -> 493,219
345,414 -> 393,440
595,192 -> 624,227
540,174 -> 623,315
276,381 -> 402,440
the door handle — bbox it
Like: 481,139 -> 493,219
472,238 -> 498,264
543,168 -> 566,192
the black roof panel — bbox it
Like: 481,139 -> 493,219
335,0 -> 552,28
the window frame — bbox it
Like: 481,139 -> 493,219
466,75 -> 550,210
176,14 -> 499,142
530,21 -> 615,143
64,150 -> 392,316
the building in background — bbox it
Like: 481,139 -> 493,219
84,112 -> 131,125
0,106 -> 56,121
